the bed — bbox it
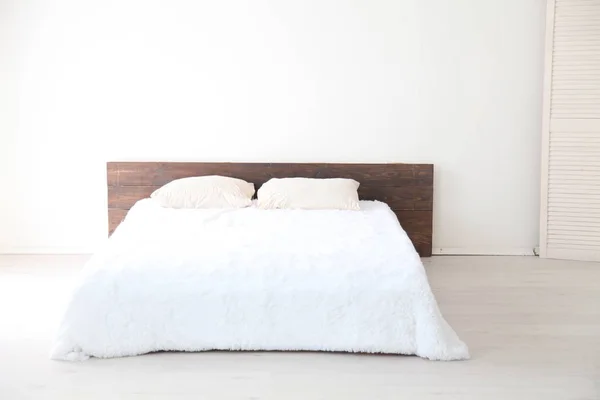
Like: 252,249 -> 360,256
50,162 -> 468,361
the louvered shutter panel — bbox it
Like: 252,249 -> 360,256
540,0 -> 600,261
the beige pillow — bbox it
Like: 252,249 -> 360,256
257,177 -> 360,210
151,175 -> 255,209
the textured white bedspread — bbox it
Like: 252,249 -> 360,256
51,200 -> 468,361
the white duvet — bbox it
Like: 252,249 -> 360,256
51,200 -> 468,361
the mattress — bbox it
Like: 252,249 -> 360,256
50,199 -> 469,361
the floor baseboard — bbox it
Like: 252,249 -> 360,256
2,247 -> 538,256
0,247 -> 94,255
433,247 -> 536,256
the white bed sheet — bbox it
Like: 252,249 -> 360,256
50,199 -> 468,361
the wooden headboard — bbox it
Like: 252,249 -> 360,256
107,162 -> 434,256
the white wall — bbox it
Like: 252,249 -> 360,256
0,0 -> 545,254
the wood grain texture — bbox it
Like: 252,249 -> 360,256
107,162 -> 434,256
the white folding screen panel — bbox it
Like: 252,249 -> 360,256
540,0 -> 600,261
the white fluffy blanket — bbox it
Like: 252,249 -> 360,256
51,200 -> 468,361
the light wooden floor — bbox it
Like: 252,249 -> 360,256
0,255 -> 598,400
